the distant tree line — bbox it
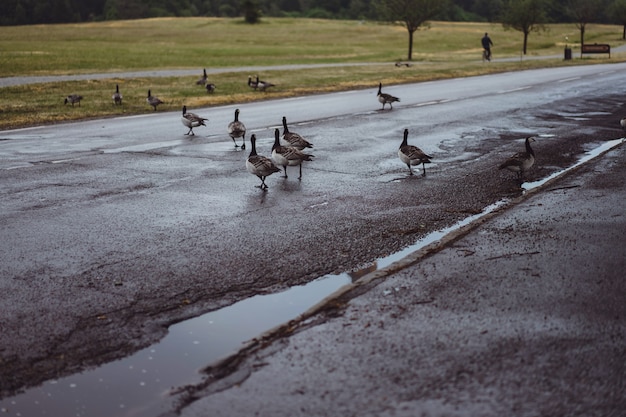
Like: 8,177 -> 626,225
0,0 -> 623,27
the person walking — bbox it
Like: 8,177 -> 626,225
482,32 -> 493,61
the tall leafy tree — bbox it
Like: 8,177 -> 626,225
501,0 -> 547,55
374,0 -> 446,60
565,0 -> 603,49
242,0 -> 261,22
473,0 -> 504,22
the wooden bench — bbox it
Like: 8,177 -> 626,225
581,43 -> 610,58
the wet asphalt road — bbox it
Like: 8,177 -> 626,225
178,133 -> 626,417
1,63 -> 626,399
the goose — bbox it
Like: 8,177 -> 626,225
146,90 -> 164,111
398,129 -> 432,176
499,137 -> 536,182
281,116 -> 313,150
377,82 -> 400,110
64,94 -> 83,107
196,68 -> 208,86
620,117 -> 626,132
271,128 -> 314,180
205,83 -> 216,93
248,76 -> 258,90
247,134 -> 281,190
256,76 -> 275,92
228,108 -> 247,149
112,84 -> 122,105
181,105 -> 208,136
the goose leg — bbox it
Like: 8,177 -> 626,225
231,137 -> 240,148
422,163 -> 427,177
255,175 -> 264,188
298,164 -> 303,180
241,134 -> 246,150
407,164 -> 413,176
282,166 -> 288,178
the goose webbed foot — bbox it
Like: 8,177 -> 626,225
241,143 -> 246,150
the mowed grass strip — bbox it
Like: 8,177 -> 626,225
1,18 -> 624,130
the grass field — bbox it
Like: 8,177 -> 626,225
1,18 -> 625,130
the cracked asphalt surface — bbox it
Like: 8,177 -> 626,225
1,64 -> 626,416
176,136 -> 626,417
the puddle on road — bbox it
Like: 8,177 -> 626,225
0,276 -> 351,417
523,138 -> 624,191
1,138 -> 624,417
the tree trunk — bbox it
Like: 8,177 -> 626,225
580,25 -> 585,57
523,31 -> 528,55
579,25 -> 586,58
622,24 -> 625,40
407,29 -> 414,61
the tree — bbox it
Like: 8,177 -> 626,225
374,0 -> 446,61
473,0 -> 504,22
609,0 -> 626,39
242,0 -> 261,22
565,0 -> 603,50
501,0 -> 547,55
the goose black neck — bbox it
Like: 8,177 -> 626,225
400,129 -> 409,147
272,129 -> 281,150
250,135 -> 257,156
525,138 -> 535,156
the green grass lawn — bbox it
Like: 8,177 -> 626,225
1,18 -> 625,130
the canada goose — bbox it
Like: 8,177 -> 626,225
271,128 -> 314,179
398,129 -> 432,176
146,90 -> 164,111
256,76 -> 275,92
228,108 -> 247,149
377,82 -> 400,110
205,83 -> 216,93
181,105 -> 208,136
499,137 -> 536,182
394,62 -> 412,67
196,68 -> 208,86
112,84 -> 122,105
247,134 -> 281,190
281,116 -> 313,150
64,94 -> 82,107
248,76 -> 259,90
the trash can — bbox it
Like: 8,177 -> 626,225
564,47 -> 572,60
